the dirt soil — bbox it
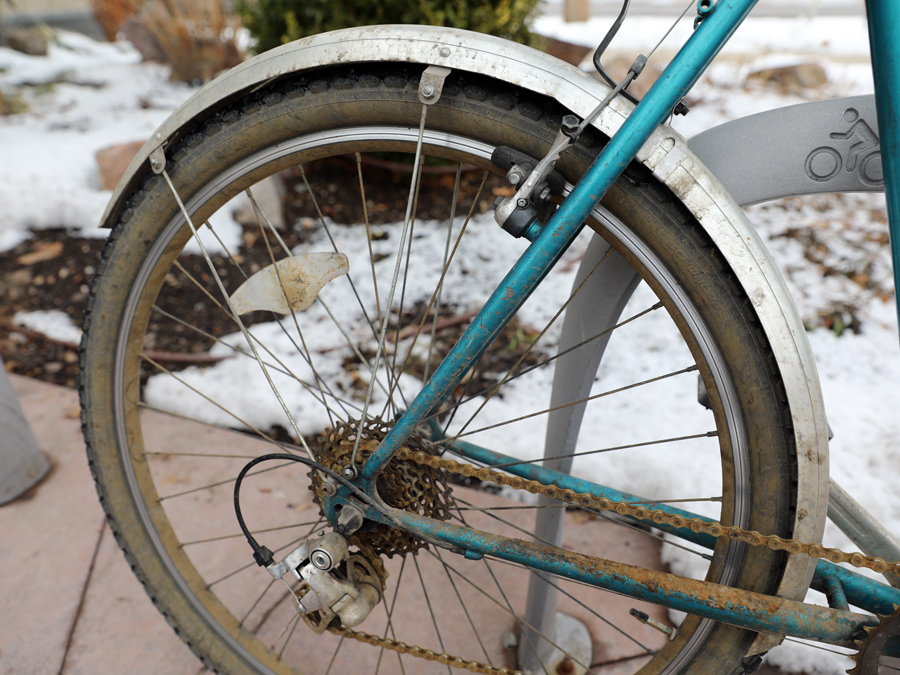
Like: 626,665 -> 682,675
0,159 -> 536,393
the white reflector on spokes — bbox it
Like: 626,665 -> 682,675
229,252 -> 349,315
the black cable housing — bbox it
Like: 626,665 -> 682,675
232,452 -> 417,566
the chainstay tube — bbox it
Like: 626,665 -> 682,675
290,446 -> 897,670
397,449 -> 900,579
382,450 -> 879,647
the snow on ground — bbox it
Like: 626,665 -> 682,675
0,31 -> 193,238
535,13 -> 873,60
3,10 -> 899,675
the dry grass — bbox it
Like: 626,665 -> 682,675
90,0 -> 143,41
141,0 -> 244,82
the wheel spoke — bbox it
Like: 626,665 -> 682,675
317,296 -> 403,412
349,104 -> 432,469
459,431 -> 718,473
433,548 -> 494,666
140,355 -> 295,452
158,461 -> 293,501
246,586 -> 293,635
376,556 -> 408,675
380,169 -> 490,417
449,364 -> 699,442
180,522 -> 323,547
277,612 -> 302,660
356,152 -> 384,325
323,634 -> 345,675
428,300 -> 665,429
443,497 -> 553,675
239,576 -> 276,629
160,169 -> 316,459
146,306 -> 357,420
413,554 -> 453,675
298,162 -> 381,346
383,154 -> 425,418
252,203 -> 340,428
208,534 -> 306,588
450,495 -> 557,548
425,162 -> 464,382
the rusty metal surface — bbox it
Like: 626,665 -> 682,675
286,441 -> 889,671
390,503 -> 875,647
399,449 -> 900,581
848,607 -> 900,674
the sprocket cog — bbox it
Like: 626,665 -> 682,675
309,417 -> 454,559
848,605 -> 900,675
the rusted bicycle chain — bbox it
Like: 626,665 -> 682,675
320,447 -> 899,674
396,448 -> 900,578
327,625 -> 525,675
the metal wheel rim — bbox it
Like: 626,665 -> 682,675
110,125 -> 752,675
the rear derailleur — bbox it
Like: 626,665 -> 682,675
266,531 -> 383,633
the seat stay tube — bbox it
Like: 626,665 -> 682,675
361,0 -> 760,486
864,0 -> 900,336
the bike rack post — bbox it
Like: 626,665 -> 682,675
520,235 -> 639,673
0,357 -> 50,505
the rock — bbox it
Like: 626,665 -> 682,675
232,175 -> 287,230
7,27 -> 48,57
0,90 -> 27,116
747,63 -> 828,92
119,16 -> 167,63
167,37 -> 242,83
95,140 -> 147,191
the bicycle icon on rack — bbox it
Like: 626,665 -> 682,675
805,107 -> 884,187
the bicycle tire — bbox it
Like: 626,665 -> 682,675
80,63 -> 799,675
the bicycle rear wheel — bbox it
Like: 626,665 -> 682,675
80,64 -> 800,674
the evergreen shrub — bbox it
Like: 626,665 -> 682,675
236,0 -> 541,54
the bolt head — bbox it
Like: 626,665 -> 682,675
439,47 -> 451,57
342,466 -> 357,480
560,114 -> 581,136
310,549 -> 333,570
516,198 -> 529,208
422,84 -> 436,99
506,166 -> 525,185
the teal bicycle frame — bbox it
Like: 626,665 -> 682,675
325,0 -> 900,649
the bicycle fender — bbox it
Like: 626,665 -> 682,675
689,94 -> 882,206
101,25 -> 828,611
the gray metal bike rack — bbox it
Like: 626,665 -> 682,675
0,356 -> 50,505
689,94 -> 882,207
521,236 -> 640,674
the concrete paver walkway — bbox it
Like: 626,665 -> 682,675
0,374 -> 791,675
0,375 -> 204,674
